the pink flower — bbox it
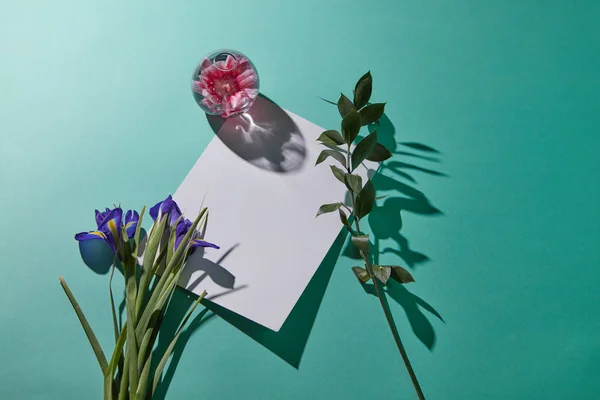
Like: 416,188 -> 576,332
192,54 -> 259,118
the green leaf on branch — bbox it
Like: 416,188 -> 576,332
351,130 -> 378,171
317,96 -> 337,105
390,266 -> 415,284
355,180 -> 375,219
351,234 -> 370,256
351,266 -> 371,283
359,103 -> 386,126
354,71 -> 372,109
316,149 -> 346,167
317,130 -> 345,146
355,71 -> 372,91
366,143 -> 393,162
372,265 -> 392,284
316,203 -> 342,217
330,165 -> 346,184
341,109 -> 361,144
337,93 -> 356,118
338,208 -> 354,234
344,173 -> 363,193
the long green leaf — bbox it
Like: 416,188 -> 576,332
351,130 -> 378,171
133,206 -> 146,257
109,261 -> 119,342
152,291 -> 207,395
136,355 -> 152,400
135,209 -> 206,342
137,328 -> 153,372
104,326 -> 127,400
104,371 -> 115,400
135,254 -> 187,343
106,326 -> 127,380
59,277 -> 108,374
118,357 -> 129,400
136,216 -> 168,317
125,265 -> 139,400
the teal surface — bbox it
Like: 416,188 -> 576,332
1,1 -> 599,399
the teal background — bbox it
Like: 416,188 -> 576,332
1,0 -> 599,399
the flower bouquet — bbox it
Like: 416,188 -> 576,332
60,195 -> 218,399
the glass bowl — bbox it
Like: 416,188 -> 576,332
192,49 -> 260,118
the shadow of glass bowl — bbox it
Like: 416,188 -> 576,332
199,94 -> 306,173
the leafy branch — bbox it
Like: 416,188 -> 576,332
316,72 -> 426,400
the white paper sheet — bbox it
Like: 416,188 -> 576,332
174,97 -> 371,331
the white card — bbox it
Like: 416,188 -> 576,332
174,97 -> 371,331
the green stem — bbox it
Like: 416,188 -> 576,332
346,145 -> 426,400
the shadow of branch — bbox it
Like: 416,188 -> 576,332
349,113 -> 447,351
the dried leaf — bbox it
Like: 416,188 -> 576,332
372,265 -> 392,284
352,266 -> 371,283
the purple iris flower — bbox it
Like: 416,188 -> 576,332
75,206 -> 139,253
174,218 -> 220,251
151,195 -> 219,251
149,195 -> 182,227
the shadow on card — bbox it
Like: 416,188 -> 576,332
203,94 -> 307,174
201,228 -> 348,369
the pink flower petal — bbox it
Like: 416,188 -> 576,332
192,81 -> 203,94
200,58 -> 212,69
224,55 -> 236,70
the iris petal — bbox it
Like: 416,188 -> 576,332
97,208 -> 123,232
124,210 -> 139,237
75,231 -> 107,241
150,195 -> 182,226
191,239 -> 220,249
